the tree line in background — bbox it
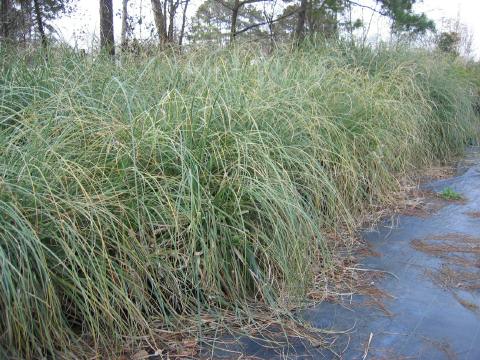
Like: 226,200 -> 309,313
102,0 -> 437,55
0,0 -> 473,57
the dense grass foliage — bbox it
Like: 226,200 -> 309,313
0,43 -> 478,358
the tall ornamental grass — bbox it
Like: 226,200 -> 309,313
0,43 -> 478,358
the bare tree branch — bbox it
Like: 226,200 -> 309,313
238,0 -> 271,6
346,0 -> 384,16
213,0 -> 235,12
235,8 -> 300,36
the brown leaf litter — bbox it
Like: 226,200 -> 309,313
411,232 -> 480,313
464,211 -> 480,219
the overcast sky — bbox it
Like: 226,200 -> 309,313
54,0 -> 480,58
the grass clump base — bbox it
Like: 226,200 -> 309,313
0,42 -> 479,358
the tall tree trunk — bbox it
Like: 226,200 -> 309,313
163,0 -> 168,42
1,0 -> 10,41
100,0 -> 115,55
151,0 -> 168,44
230,0 -> 240,43
167,0 -> 180,43
20,0 -> 27,44
33,0 -> 47,50
294,0 -> 307,42
120,0 -> 129,50
167,0 -> 176,42
178,0 -> 189,46
265,11 -> 275,51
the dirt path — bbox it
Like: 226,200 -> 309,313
207,147 -> 480,359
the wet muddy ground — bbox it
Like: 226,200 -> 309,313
207,147 -> 480,359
